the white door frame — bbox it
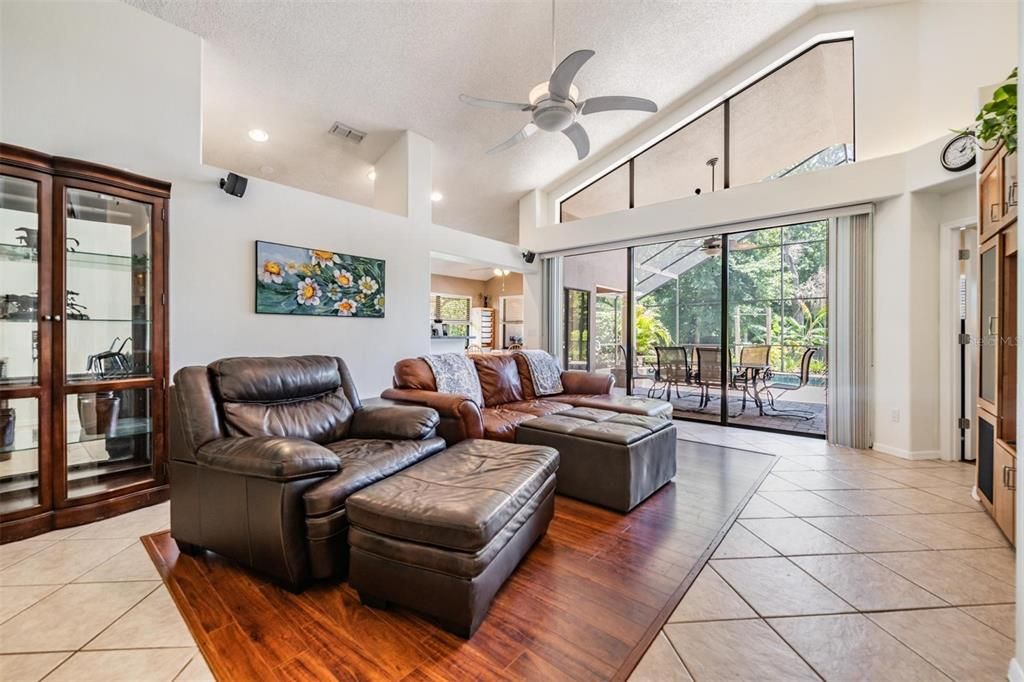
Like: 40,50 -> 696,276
938,218 -> 977,461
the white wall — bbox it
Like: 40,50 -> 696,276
0,1 -> 202,181
1,0 -> 518,396
171,169 -> 430,394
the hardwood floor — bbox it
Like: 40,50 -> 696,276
143,440 -> 774,681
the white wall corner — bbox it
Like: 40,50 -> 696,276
518,189 -> 548,237
1009,658 -> 1024,682
372,130 -> 433,223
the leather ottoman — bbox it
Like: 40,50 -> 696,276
516,411 -> 676,512
346,439 -> 558,637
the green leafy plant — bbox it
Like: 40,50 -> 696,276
634,303 -> 672,359
957,67 -> 1017,153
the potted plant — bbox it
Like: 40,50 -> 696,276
957,67 -> 1017,153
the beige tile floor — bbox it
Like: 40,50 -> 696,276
0,501 -> 213,682
631,423 -> 1015,682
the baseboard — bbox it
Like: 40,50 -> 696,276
871,443 -> 941,461
1008,657 -> 1024,682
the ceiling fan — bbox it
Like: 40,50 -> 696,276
700,237 -> 757,256
458,2 -> 658,160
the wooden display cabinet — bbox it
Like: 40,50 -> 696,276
975,142 -> 1018,546
0,144 -> 169,542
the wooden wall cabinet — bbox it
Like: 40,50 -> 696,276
0,144 -> 170,542
994,439 -> 1016,541
976,142 -> 1017,545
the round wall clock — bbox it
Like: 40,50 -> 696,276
941,133 -> 977,172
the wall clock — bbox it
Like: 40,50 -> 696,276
941,133 -> 976,172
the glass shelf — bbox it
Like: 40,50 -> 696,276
0,243 -> 148,268
0,318 -> 151,323
0,243 -> 37,262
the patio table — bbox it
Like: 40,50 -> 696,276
734,364 -> 770,415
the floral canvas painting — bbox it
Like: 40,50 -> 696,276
255,240 -> 385,318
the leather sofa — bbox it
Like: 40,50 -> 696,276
168,355 -> 445,590
380,352 -> 671,443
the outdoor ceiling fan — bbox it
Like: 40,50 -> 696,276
700,237 -> 757,256
458,1 -> 658,160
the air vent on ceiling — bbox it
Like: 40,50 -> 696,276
328,121 -> 366,144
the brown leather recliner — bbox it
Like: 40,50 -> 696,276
169,355 -> 445,591
381,353 -> 668,443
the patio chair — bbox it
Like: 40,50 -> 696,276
649,346 -> 691,399
694,346 -> 724,408
762,347 -> 818,419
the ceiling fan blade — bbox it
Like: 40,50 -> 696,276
729,239 -> 757,251
459,94 -> 532,112
486,123 -> 538,155
580,96 -> 658,115
562,122 -> 590,160
548,49 -> 595,101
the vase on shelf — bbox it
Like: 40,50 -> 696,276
77,391 -> 120,437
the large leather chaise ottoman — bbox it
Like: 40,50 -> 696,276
346,439 -> 559,637
516,408 -> 676,512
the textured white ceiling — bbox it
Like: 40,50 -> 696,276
126,0 -> 834,243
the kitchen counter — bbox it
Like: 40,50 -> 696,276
430,336 -> 471,353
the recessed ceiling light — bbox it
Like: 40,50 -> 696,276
367,169 -> 377,181
248,128 -> 270,142
430,191 -> 444,202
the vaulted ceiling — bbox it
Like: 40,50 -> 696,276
127,1 -> 853,243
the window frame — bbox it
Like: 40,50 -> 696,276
558,37 -> 854,223
430,292 -> 472,336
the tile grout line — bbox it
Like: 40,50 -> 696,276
648,436 -> 1010,680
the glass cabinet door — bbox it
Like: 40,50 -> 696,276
979,239 -> 999,410
0,171 -> 52,516
59,183 -> 164,501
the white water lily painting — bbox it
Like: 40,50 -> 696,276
255,240 -> 385,318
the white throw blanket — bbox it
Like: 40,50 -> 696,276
516,350 -> 564,396
421,353 -> 484,406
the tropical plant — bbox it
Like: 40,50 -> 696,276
634,303 -> 672,358
957,67 -> 1017,153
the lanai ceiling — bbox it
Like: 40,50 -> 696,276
126,0 -> 859,243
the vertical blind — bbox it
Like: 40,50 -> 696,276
542,257 -> 564,357
827,213 -> 874,447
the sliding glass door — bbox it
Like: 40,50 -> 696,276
564,288 -> 590,371
624,221 -> 829,436
558,222 -> 829,436
632,237 -> 722,423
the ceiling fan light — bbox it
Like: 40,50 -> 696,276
529,81 -> 580,105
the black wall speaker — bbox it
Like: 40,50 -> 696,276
522,250 -> 536,264
219,172 -> 248,198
